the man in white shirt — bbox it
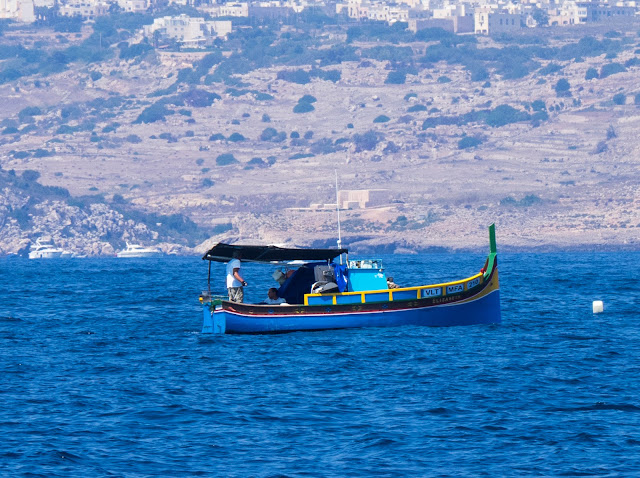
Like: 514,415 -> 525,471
264,287 -> 285,305
226,251 -> 247,302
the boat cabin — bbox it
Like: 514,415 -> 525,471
203,243 -> 395,305
202,242 -> 488,308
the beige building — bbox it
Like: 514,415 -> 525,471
338,190 -> 389,210
475,8 -> 523,34
409,15 -> 474,33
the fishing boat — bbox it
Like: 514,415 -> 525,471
199,224 -> 501,334
116,243 -> 162,258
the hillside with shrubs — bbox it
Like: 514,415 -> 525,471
1,14 -> 640,254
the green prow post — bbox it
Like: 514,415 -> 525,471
483,223 -> 497,281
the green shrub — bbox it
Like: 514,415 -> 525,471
22,169 -> 40,181
361,46 -> 414,62
228,132 -> 246,142
554,78 -> 571,97
408,104 -> 427,113
585,67 -> 598,80
353,130 -> 381,152
126,134 -> 142,143
531,99 -> 546,111
539,63 -> 563,75
133,103 -> 172,124
500,194 -> 542,207
55,125 -> 77,135
309,69 -> 340,82
90,71 -> 103,81
260,127 -> 277,141
277,69 -> 311,84
118,42 -> 153,60
158,132 -> 177,142
293,102 -> 314,113
299,95 -> 317,104
209,133 -> 225,141
385,71 -> 406,84
437,76 -> 452,83
458,136 -> 482,149
226,88 -> 250,97
19,106 -> 42,123
33,148 -> 52,158
261,114 -> 271,123
470,67 -> 489,82
612,93 -> 626,105
373,115 -> 390,123
600,63 -> 626,78
486,105 -> 530,127
255,92 -> 274,101
248,157 -> 266,167
181,89 -> 220,107
289,153 -> 314,160
216,153 -> 238,166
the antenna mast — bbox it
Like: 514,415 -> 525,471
335,170 -> 342,256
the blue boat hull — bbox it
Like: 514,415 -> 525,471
213,289 -> 500,334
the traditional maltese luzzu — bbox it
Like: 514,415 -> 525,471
200,224 -> 501,334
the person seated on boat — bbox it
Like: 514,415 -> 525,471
264,288 -> 286,305
387,277 -> 400,289
226,251 -> 248,303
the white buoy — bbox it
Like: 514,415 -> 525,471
593,300 -> 604,314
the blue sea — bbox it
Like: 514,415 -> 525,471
1,252 -> 639,477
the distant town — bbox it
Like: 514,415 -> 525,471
1,0 -> 638,47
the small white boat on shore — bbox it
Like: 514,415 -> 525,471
28,239 -> 66,259
116,243 -> 162,258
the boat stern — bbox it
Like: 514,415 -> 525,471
200,293 -> 226,334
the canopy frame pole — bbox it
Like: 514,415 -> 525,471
207,260 -> 211,293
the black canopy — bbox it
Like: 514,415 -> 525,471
202,243 -> 348,263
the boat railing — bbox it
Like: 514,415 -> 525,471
304,271 -> 486,306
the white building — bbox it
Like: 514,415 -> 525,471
0,0 -> 36,22
144,15 -> 232,48
475,8 -> 523,34
116,0 -> 148,13
219,2 -> 248,16
59,0 -> 109,19
347,0 -> 410,24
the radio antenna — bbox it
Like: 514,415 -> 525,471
335,169 -> 342,262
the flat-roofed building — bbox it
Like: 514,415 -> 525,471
59,0 -> 109,18
338,190 -> 389,209
475,8 -> 523,34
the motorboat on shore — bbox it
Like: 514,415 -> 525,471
199,224 -> 501,334
116,243 -> 162,258
28,239 -> 66,259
